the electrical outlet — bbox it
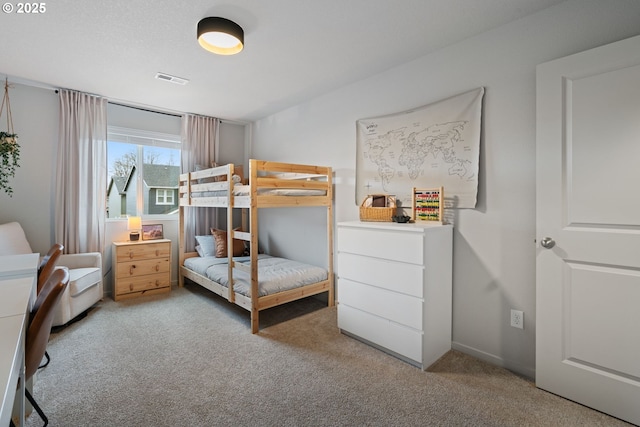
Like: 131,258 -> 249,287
510,309 -> 524,329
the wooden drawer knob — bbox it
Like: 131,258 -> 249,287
130,265 -> 136,275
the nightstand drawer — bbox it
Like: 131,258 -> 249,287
116,258 -> 170,279
115,242 -> 170,262
115,273 -> 170,295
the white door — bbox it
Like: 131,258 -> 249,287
536,35 -> 640,425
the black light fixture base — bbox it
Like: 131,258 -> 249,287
197,16 -> 244,55
129,231 -> 140,241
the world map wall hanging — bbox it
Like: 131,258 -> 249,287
356,87 -> 484,210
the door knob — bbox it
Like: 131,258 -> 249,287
540,237 -> 555,249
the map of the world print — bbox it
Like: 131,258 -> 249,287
356,87 -> 484,209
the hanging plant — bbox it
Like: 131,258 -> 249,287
0,131 -> 19,196
0,78 -> 20,197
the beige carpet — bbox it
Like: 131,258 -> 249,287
24,284 -> 630,426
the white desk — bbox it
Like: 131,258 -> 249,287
0,254 -> 38,427
0,253 -> 39,307
0,315 -> 26,427
0,254 -> 39,279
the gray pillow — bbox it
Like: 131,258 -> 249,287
194,235 -> 215,257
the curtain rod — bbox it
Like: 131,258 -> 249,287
107,100 -> 247,125
107,101 -> 182,118
49,84 -> 247,125
4,74 -> 248,125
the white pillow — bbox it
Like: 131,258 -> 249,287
0,222 -> 33,256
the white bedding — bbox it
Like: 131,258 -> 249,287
236,185 -> 326,196
183,254 -> 327,297
192,185 -> 326,198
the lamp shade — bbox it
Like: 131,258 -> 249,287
127,216 -> 141,231
197,17 -> 244,55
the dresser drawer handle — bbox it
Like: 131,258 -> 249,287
156,249 -> 159,256
129,284 -> 133,291
129,251 -> 134,259
155,280 -> 160,287
129,265 -> 136,275
155,264 -> 160,272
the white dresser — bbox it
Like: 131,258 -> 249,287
336,221 -> 453,370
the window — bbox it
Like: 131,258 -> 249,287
107,126 -> 181,218
156,188 -> 175,205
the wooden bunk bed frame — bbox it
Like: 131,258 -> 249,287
178,159 -> 334,333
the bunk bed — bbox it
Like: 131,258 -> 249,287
178,159 -> 334,333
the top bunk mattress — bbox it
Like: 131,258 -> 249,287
183,254 -> 327,297
191,184 -> 326,198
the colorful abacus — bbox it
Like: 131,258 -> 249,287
412,187 -> 444,223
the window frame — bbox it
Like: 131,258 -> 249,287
155,188 -> 175,206
107,126 -> 181,220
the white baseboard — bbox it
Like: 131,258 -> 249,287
451,341 -> 536,380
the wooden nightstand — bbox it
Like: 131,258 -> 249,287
112,239 -> 171,301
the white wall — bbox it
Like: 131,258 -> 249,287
218,120 -> 247,166
250,0 -> 640,378
0,83 -> 58,254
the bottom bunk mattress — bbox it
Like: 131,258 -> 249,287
183,254 -> 327,297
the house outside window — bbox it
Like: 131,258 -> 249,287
106,126 -> 181,218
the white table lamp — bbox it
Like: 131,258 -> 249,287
127,216 -> 141,241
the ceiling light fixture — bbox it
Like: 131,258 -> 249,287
197,17 -> 244,55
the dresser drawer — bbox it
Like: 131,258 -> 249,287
115,242 -> 170,262
115,273 -> 170,295
338,304 -> 422,363
116,258 -> 170,279
338,278 -> 422,329
338,252 -> 424,298
337,226 -> 423,264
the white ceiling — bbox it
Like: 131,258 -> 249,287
0,0 -> 565,122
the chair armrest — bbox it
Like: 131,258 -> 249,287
58,252 -> 102,269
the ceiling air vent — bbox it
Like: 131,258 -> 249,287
155,72 -> 189,85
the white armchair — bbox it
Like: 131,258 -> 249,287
0,221 -> 103,326
54,252 -> 103,326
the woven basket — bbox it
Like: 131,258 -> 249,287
359,194 -> 395,222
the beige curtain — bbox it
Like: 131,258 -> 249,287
181,114 -> 219,252
55,89 -> 107,254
